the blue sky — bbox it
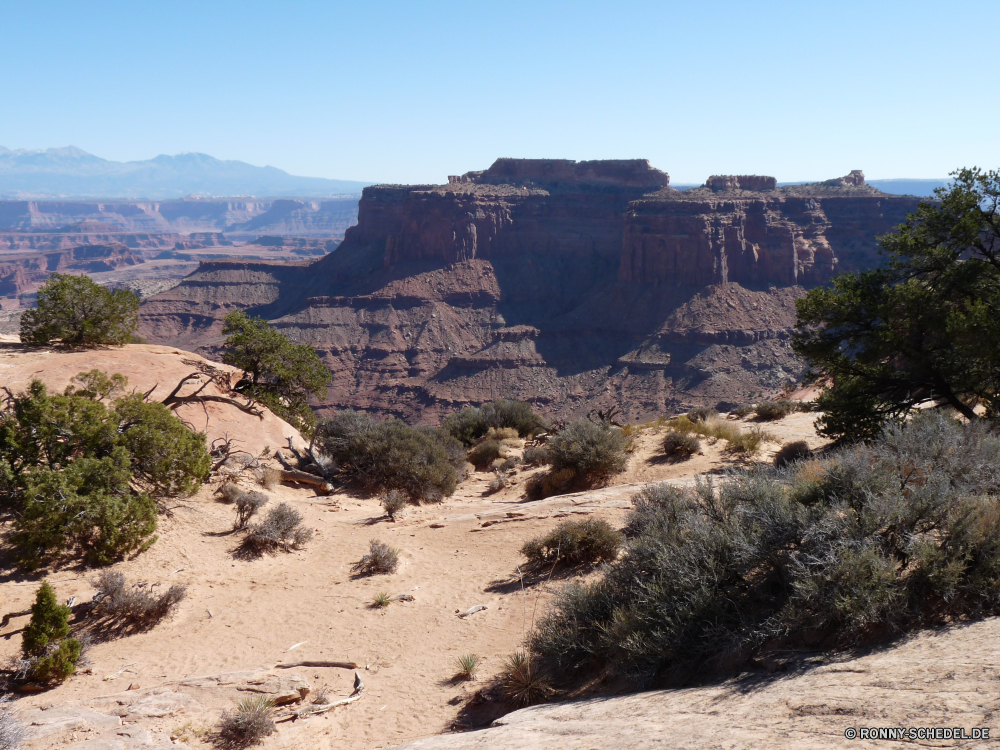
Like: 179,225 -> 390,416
2,0 -> 996,184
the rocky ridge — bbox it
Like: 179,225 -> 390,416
139,160 -> 926,422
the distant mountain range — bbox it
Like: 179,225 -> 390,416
0,146 -> 371,199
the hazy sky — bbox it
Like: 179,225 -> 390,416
3,0 -> 996,184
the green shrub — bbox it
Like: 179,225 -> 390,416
20,273 -> 139,347
468,439 -> 503,469
531,412 -> 1000,687
351,539 -> 400,576
773,440 -> 812,467
753,399 -> 798,421
686,406 -> 716,423
21,580 -> 80,684
521,519 -> 623,567
662,431 -> 700,458
442,400 -> 546,446
442,407 -> 487,446
731,404 -> 755,418
548,419 -> 628,483
215,695 -> 276,749
455,654 -> 481,680
522,445 -> 552,466
0,374 -> 208,567
221,310 -> 330,435
315,414 -> 459,501
500,651 -> 553,707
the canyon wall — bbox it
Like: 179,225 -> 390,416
0,243 -> 143,297
140,160 -> 927,422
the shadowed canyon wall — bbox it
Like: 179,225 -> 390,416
139,160 -> 925,422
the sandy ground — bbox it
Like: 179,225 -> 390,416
0,344 -> 831,749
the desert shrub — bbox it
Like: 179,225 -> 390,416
416,425 -> 469,483
316,415 -> 458,501
0,695 -> 25,750
91,571 -> 185,630
522,445 -> 552,466
21,580 -> 80,684
525,467 -> 578,500
487,470 -> 511,494
20,273 -> 139,347
455,654 -> 481,680
221,310 -> 330,435
731,403 -> 755,418
215,695 -> 276,749
773,440 -> 812,467
662,431 -> 700,458
0,374 -> 209,568
442,400 -> 546,446
531,412 -> 1000,688
521,519 -> 623,567
725,426 -> 774,456
493,456 -> 521,472
487,427 -> 519,441
686,406 -> 717,423
233,490 -> 269,529
381,489 -> 407,520
370,591 -> 391,609
500,651 -> 553,707
351,539 -> 400,576
259,467 -> 281,490
548,419 -> 628,484
468,439 -> 503,469
753,399 -> 798,421
241,503 -> 312,555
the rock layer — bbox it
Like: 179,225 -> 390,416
140,160 -> 926,422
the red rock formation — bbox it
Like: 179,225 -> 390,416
0,243 -> 143,299
138,160 -> 929,422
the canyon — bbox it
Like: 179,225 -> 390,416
139,159 -> 925,422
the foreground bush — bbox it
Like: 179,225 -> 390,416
521,519 -> 623,567
662,431 -> 700,458
773,440 -> 812,467
351,539 -> 400,576
215,695 -> 275,749
315,412 -> 460,501
0,373 -> 210,567
20,581 -> 80,684
91,571 -> 185,631
550,419 -> 628,482
531,413 -> 1000,686
753,399 -> 800,421
20,273 -> 139,347
468,439 -> 503,469
240,503 -> 312,556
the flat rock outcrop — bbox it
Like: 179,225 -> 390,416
139,160 -> 926,422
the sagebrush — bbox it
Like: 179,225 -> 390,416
532,413 -> 1000,687
521,518 -> 623,567
240,503 -> 312,556
91,571 -> 185,631
351,539 -> 400,576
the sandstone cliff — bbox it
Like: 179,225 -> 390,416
0,243 -> 143,298
139,161 -> 925,422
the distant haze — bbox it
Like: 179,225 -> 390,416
0,146 -> 371,200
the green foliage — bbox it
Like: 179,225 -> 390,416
455,654 -> 481,680
215,695 -> 276,749
442,400 -> 546,446
794,167 -> 1000,442
531,413 -> 1000,687
22,580 -> 80,684
0,373 -> 209,567
315,412 -> 459,501
753,399 -> 798,421
221,311 -> 330,435
467,438 -> 503,469
370,591 -> 392,609
500,651 -> 553,707
521,519 -> 623,567
20,273 -> 139,346
548,419 -> 628,483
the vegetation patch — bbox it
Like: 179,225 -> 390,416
531,413 -> 1000,688
20,273 -> 139,347
214,695 -> 276,749
662,431 -> 701,459
527,419 -> 629,499
521,519 -> 623,567
90,571 -> 186,633
351,539 -> 400,576
239,503 -> 312,557
442,400 -> 546,446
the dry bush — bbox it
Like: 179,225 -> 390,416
774,440 -> 812,467
522,445 -> 552,466
217,482 -> 243,503
731,403 -> 755,418
214,695 -> 275,749
487,427 -> 519,441
524,467 -> 577,500
381,489 -> 407,520
532,412 -> 1000,689
234,490 -> 269,529
91,571 -> 185,631
240,503 -> 312,556
351,539 -> 400,576
0,695 -> 25,750
521,518 -> 623,567
754,399 -> 799,421
258,467 -> 281,490
487,470 -> 511,495
468,439 -> 503,469
686,406 -> 717,423
662,431 -> 700,458
492,456 -> 521,472
501,651 -> 553,707
725,426 -> 775,456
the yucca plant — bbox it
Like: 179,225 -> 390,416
501,651 -> 553,707
370,592 -> 391,609
455,653 -> 481,680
